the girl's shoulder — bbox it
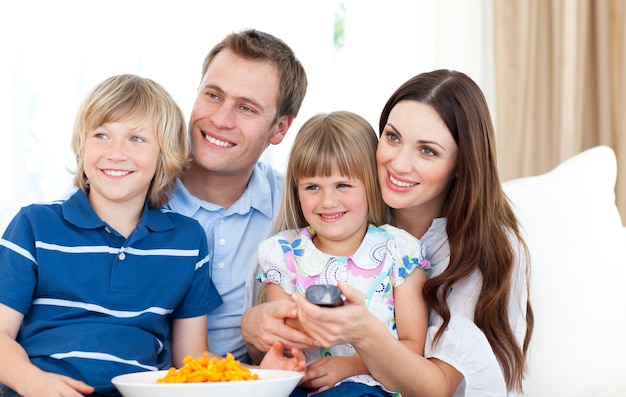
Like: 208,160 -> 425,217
270,227 -> 314,242
377,223 -> 419,242
258,227 -> 311,253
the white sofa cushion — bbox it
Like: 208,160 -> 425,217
504,145 -> 626,397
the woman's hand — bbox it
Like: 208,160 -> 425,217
300,355 -> 368,392
293,281 -> 374,347
258,341 -> 306,372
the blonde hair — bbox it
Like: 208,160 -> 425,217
71,74 -> 188,208
274,111 -> 385,233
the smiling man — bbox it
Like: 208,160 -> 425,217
165,29 -> 307,364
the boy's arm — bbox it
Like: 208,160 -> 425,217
170,315 -> 217,367
0,303 -> 94,397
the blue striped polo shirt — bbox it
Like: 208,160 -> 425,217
0,189 -> 222,395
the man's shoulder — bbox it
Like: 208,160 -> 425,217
158,207 -> 204,229
254,162 -> 285,187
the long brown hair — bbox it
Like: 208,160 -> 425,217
379,70 -> 534,392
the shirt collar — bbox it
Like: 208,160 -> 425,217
169,163 -> 275,218
62,189 -> 174,233
295,225 -> 385,275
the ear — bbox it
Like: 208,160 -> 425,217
268,115 -> 293,145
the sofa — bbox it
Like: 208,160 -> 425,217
503,145 -> 626,396
1,145 -> 625,396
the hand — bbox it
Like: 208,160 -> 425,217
300,356 -> 368,392
259,341 -> 306,372
21,371 -> 94,397
242,301 -> 317,354
293,281 -> 374,347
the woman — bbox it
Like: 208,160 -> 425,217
242,70 -> 533,396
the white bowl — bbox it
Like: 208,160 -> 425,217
112,368 -> 303,397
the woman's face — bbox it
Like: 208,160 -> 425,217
376,100 -> 458,220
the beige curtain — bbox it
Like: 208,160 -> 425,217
493,0 -> 626,224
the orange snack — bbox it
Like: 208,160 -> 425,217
157,352 -> 260,383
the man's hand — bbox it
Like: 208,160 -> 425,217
242,300 -> 316,363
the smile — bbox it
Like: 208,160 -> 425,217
103,169 -> 131,177
203,133 -> 234,148
319,212 -> 345,220
389,174 -> 417,187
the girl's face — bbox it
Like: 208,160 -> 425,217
297,166 -> 369,256
377,100 -> 458,221
84,120 -> 160,211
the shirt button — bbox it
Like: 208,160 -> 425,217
118,252 -> 126,260
219,239 -> 225,246
105,226 -> 112,233
219,218 -> 224,224
217,262 -> 225,269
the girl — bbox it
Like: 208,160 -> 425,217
256,111 -> 431,397
0,74 -> 304,397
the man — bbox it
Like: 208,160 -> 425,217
166,29 -> 307,363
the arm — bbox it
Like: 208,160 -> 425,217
0,303 -> 94,397
170,315 -> 215,367
394,269 -> 428,355
242,235 -> 319,364
300,272 -> 430,392
294,281 -> 463,397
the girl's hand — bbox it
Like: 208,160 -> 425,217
258,341 -> 306,372
21,372 -> 94,397
300,355 -> 368,392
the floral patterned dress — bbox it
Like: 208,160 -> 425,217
257,224 -> 430,391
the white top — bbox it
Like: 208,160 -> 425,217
421,218 -> 528,397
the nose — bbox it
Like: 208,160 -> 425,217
320,188 -> 338,207
210,102 -> 236,129
389,147 -> 414,174
106,139 -> 128,161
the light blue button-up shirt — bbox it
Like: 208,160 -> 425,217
165,162 -> 284,363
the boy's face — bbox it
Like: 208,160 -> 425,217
188,49 -> 292,178
83,120 -> 160,211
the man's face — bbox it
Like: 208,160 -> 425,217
188,49 -> 291,178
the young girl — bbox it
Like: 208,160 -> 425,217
256,111 -> 431,397
0,74 -> 304,397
